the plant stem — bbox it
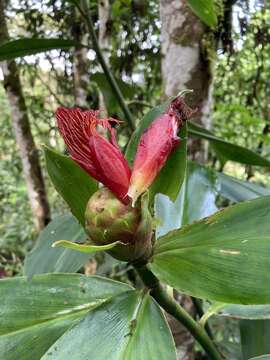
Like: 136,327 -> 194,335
192,297 -> 214,340
76,0 -> 135,132
136,265 -> 222,360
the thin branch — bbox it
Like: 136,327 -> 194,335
192,297 -> 214,340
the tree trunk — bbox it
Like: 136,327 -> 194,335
98,0 -> 110,115
72,10 -> 89,108
160,0 -> 214,161
0,0 -> 50,231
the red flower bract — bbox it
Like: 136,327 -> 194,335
56,107 -> 131,204
128,97 -> 193,204
56,97 -> 193,207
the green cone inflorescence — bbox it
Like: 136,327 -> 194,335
85,187 -> 153,263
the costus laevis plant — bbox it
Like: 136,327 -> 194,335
56,96 -> 193,263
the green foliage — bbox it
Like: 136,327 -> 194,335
0,85 -> 34,259
44,147 -> 98,225
42,291 -> 176,360
213,7 -> 270,161
187,0 -> 217,28
1,1 -> 270,359
155,162 -> 218,238
24,215 -> 89,277
240,320 -> 270,359
150,195 -> 270,304
0,274 -> 131,360
0,38 -> 77,61
189,122 -> 270,167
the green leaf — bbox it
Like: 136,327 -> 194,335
217,172 -> 270,203
0,274 -> 131,360
45,147 -> 98,225
155,162 -> 218,238
188,122 -> 270,167
42,291 -> 176,360
219,304 -> 270,320
24,215 -> 89,277
0,38 -> 76,61
249,356 -> 270,360
149,123 -> 187,203
240,320 -> 270,360
187,0 -> 217,28
52,239 -> 123,253
150,195 -> 270,304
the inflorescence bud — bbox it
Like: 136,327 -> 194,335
85,187 -> 153,264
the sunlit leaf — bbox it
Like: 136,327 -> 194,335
150,195 -> 270,304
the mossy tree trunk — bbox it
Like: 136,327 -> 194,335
160,0 -> 214,161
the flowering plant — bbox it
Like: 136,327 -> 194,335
2,96 -> 270,360
54,96 -> 193,263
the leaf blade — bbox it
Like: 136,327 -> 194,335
42,291 -> 176,360
187,0 -> 217,28
24,215 -> 89,277
45,147 -> 98,225
150,196 -> 270,304
0,38 -> 76,61
188,122 -> 270,167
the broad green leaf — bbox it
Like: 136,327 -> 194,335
42,291 -> 176,360
45,147 -> 98,225
240,320 -> 270,360
217,172 -> 270,202
52,239 -> 123,253
0,314 -> 82,360
188,122 -> 270,167
219,305 -> 270,320
249,356 -> 270,360
0,274 -> 131,360
0,38 -> 76,61
24,215 -> 89,277
155,162 -> 218,238
187,0 -> 217,28
149,123 -> 187,203
150,195 -> 270,304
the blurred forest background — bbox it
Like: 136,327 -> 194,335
0,0 -> 270,357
